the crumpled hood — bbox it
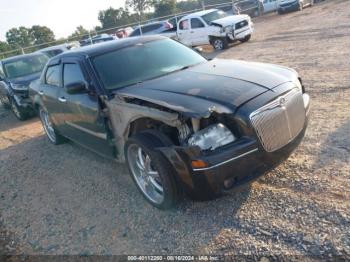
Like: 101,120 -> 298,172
117,59 -> 298,118
9,72 -> 41,86
211,15 -> 249,27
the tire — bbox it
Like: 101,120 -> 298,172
298,2 -> 303,10
0,94 -> 11,109
39,106 -> 66,145
9,97 -> 28,121
125,131 -> 180,209
211,37 -> 228,51
239,34 -> 251,43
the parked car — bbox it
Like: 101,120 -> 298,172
116,27 -> 133,39
0,53 -> 49,120
29,36 -> 310,209
277,0 -> 314,14
263,0 -> 279,13
176,9 -> 254,50
80,34 -> 116,46
37,42 -> 80,58
129,21 -> 174,37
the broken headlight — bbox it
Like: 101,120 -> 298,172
188,123 -> 236,151
221,25 -> 233,34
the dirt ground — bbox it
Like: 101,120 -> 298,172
0,0 -> 349,258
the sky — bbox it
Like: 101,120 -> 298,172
0,0 -> 126,41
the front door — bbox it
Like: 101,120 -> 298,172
264,0 -> 278,12
57,59 -> 114,158
177,19 -> 192,46
190,18 -> 209,46
40,63 -> 64,128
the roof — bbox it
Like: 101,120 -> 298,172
1,52 -> 47,64
181,9 -> 217,20
55,35 -> 167,59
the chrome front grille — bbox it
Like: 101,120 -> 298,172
250,88 -> 306,152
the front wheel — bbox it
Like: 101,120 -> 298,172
125,132 -> 180,209
211,37 -> 228,51
239,34 -> 251,43
39,106 -> 66,145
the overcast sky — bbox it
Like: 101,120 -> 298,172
0,0 -> 126,41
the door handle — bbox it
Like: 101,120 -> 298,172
38,91 -> 44,95
58,97 -> 67,103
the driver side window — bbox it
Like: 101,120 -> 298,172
179,19 -> 189,30
63,63 -> 85,87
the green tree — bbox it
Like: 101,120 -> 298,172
68,26 -> 90,41
0,41 -> 12,58
98,7 -> 133,29
6,27 -> 33,49
153,0 -> 177,17
125,0 -> 153,20
30,25 -> 55,46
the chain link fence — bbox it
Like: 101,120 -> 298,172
0,0 -> 262,59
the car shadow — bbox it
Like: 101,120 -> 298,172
0,104 -> 38,133
0,134 -> 253,255
312,120 -> 350,170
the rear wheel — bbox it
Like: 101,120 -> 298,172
239,34 -> 251,43
212,37 -> 228,51
39,106 -> 66,145
125,132 -> 180,209
10,97 -> 28,121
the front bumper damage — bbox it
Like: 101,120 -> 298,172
157,93 -> 310,198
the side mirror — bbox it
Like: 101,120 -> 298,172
65,81 -> 87,94
194,47 -> 203,53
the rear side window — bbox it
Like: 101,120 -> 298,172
191,18 -> 205,29
63,63 -> 85,86
45,65 -> 60,86
142,23 -> 162,33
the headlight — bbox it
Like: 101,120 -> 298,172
294,78 -> 303,92
188,123 -> 236,151
10,83 -> 28,91
221,25 -> 233,34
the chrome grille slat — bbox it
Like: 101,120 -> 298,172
250,88 -> 306,152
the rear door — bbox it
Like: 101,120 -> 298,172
190,18 -> 209,46
57,57 -> 114,158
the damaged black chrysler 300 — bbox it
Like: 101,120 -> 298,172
29,36 -> 310,209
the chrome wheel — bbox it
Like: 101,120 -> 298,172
127,144 -> 164,205
39,108 -> 56,143
213,39 -> 224,50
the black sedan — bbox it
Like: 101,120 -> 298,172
29,36 -> 310,209
0,53 -> 49,120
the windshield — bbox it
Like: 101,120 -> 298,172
92,39 -> 206,90
3,54 -> 49,79
201,10 -> 227,25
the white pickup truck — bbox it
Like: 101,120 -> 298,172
175,9 -> 254,50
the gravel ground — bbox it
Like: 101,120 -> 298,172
0,0 -> 349,258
